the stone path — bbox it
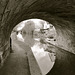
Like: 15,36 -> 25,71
0,39 -> 30,75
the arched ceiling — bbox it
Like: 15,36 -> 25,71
0,1 -> 75,74
0,0 -> 75,53
0,0 -> 75,26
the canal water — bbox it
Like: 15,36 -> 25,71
17,32 -> 56,75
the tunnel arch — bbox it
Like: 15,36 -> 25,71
0,12 -> 75,68
0,0 -> 75,74
10,18 -> 57,75
10,18 -> 57,44
6,12 -> 74,53
7,12 -> 58,42
7,11 -> 70,38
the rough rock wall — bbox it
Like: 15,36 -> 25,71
53,18 -> 75,53
0,0 -> 40,67
0,0 -> 75,67
56,24 -> 75,53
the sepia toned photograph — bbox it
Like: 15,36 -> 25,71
0,0 -> 75,75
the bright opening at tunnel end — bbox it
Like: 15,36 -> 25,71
11,19 -> 57,75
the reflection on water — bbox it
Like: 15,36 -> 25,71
31,40 -> 55,75
23,34 -> 35,47
18,32 -> 56,75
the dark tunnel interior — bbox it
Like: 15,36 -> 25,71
0,0 -> 75,75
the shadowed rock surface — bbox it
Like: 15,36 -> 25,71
0,38 -> 30,75
0,0 -> 75,75
46,43 -> 75,75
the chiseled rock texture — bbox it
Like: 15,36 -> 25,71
0,0 -> 75,69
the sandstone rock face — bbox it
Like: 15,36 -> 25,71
0,0 -> 75,68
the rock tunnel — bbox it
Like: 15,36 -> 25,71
0,0 -> 75,75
